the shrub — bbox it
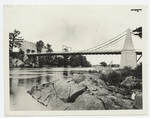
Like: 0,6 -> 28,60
101,71 -> 124,87
121,63 -> 142,79
123,66 -> 132,71
88,70 -> 98,73
100,61 -> 107,67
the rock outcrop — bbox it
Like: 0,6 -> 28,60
27,74 -> 142,110
121,76 -> 142,89
133,91 -> 142,109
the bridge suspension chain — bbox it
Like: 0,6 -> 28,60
81,29 -> 127,52
90,33 -> 126,52
93,29 -> 138,52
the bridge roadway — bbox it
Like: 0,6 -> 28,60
27,50 -> 142,56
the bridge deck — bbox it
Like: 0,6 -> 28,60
27,51 -> 142,56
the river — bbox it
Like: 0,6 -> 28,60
9,67 -> 94,111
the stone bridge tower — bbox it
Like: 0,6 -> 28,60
120,29 -> 137,69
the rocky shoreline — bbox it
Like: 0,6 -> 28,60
27,73 -> 142,110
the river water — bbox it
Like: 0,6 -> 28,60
9,67 -> 94,111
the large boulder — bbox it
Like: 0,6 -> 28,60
133,92 -> 142,109
27,79 -> 87,110
27,82 -> 55,106
97,94 -> 134,110
101,68 -> 113,77
120,76 -> 142,89
97,96 -> 115,110
83,74 -> 107,87
27,74 -> 143,110
54,79 -> 85,102
72,74 -> 107,88
73,92 -> 105,110
121,99 -> 134,109
72,74 -> 85,84
86,84 -> 109,96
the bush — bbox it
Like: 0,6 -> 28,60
100,61 -> 107,67
136,62 -> 142,71
121,63 -> 142,79
88,70 -> 98,73
101,71 -> 124,87
123,66 -> 132,71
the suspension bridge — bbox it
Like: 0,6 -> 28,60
27,29 -> 142,69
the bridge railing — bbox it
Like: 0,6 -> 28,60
26,48 -> 142,56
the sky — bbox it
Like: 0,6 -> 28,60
4,5 -> 146,65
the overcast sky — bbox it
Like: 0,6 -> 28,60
4,5 -> 146,65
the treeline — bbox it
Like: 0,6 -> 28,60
9,30 -> 92,67
37,55 -> 91,67
26,40 -> 91,67
34,40 -> 91,67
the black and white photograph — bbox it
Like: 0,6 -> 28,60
4,4 -> 148,116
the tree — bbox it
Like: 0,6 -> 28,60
100,61 -> 107,67
9,30 -> 25,67
9,29 -> 22,52
133,27 -> 142,39
38,56 -> 45,67
69,55 -> 78,67
101,71 -> 123,87
69,55 -> 91,67
36,40 -> 44,53
46,44 -> 53,52
44,43 -> 54,66
63,55 -> 70,67
35,40 -> 44,67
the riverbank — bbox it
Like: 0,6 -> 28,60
27,67 -> 142,110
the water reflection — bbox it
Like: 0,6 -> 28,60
46,75 -> 51,82
36,77 -> 41,85
9,67 -> 91,111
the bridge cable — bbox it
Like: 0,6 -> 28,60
94,34 -> 126,51
92,34 -> 125,52
81,30 -> 127,52
90,34 -> 126,51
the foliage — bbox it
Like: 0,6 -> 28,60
101,71 -> 124,87
10,49 -> 24,61
121,63 -> 142,79
63,55 -> 70,67
44,55 -> 92,67
44,43 -> 54,66
69,55 -> 91,67
9,29 -> 24,63
9,29 -> 22,52
38,56 -> 45,67
70,55 -> 79,67
9,57 -> 13,68
100,61 -> 107,67
123,66 -> 132,71
24,59 -> 32,65
88,70 -> 98,73
9,29 -> 25,67
136,62 -> 142,71
36,40 -> 44,53
133,27 -> 142,39
46,44 -> 53,52
108,64 -> 120,67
